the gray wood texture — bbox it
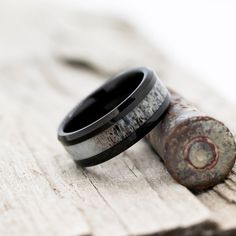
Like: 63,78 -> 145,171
0,2 -> 235,236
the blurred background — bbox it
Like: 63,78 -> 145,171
1,0 -> 236,103
64,0 -> 236,103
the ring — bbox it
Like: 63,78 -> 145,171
58,67 -> 170,166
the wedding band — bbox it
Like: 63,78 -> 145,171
58,67 -> 170,166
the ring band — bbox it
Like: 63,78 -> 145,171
58,67 -> 170,166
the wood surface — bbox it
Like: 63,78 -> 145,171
0,2 -> 236,236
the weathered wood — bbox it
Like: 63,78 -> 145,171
0,1 -> 236,236
0,59 -> 214,236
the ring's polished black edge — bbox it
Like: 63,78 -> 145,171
58,68 -> 155,145
77,94 -> 170,167
57,67 -> 170,167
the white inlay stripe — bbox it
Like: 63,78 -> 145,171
65,80 -> 168,160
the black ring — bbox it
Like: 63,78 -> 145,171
58,67 -> 170,166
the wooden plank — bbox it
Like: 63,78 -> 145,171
0,59 -> 213,235
0,65 -> 127,236
0,100 -> 90,235
0,1 -> 236,235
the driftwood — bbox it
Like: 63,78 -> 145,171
0,1 -> 236,236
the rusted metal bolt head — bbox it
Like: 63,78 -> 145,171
185,137 -> 218,170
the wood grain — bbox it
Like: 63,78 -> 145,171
0,1 -> 235,236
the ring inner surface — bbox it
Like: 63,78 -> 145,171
63,72 -> 144,133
